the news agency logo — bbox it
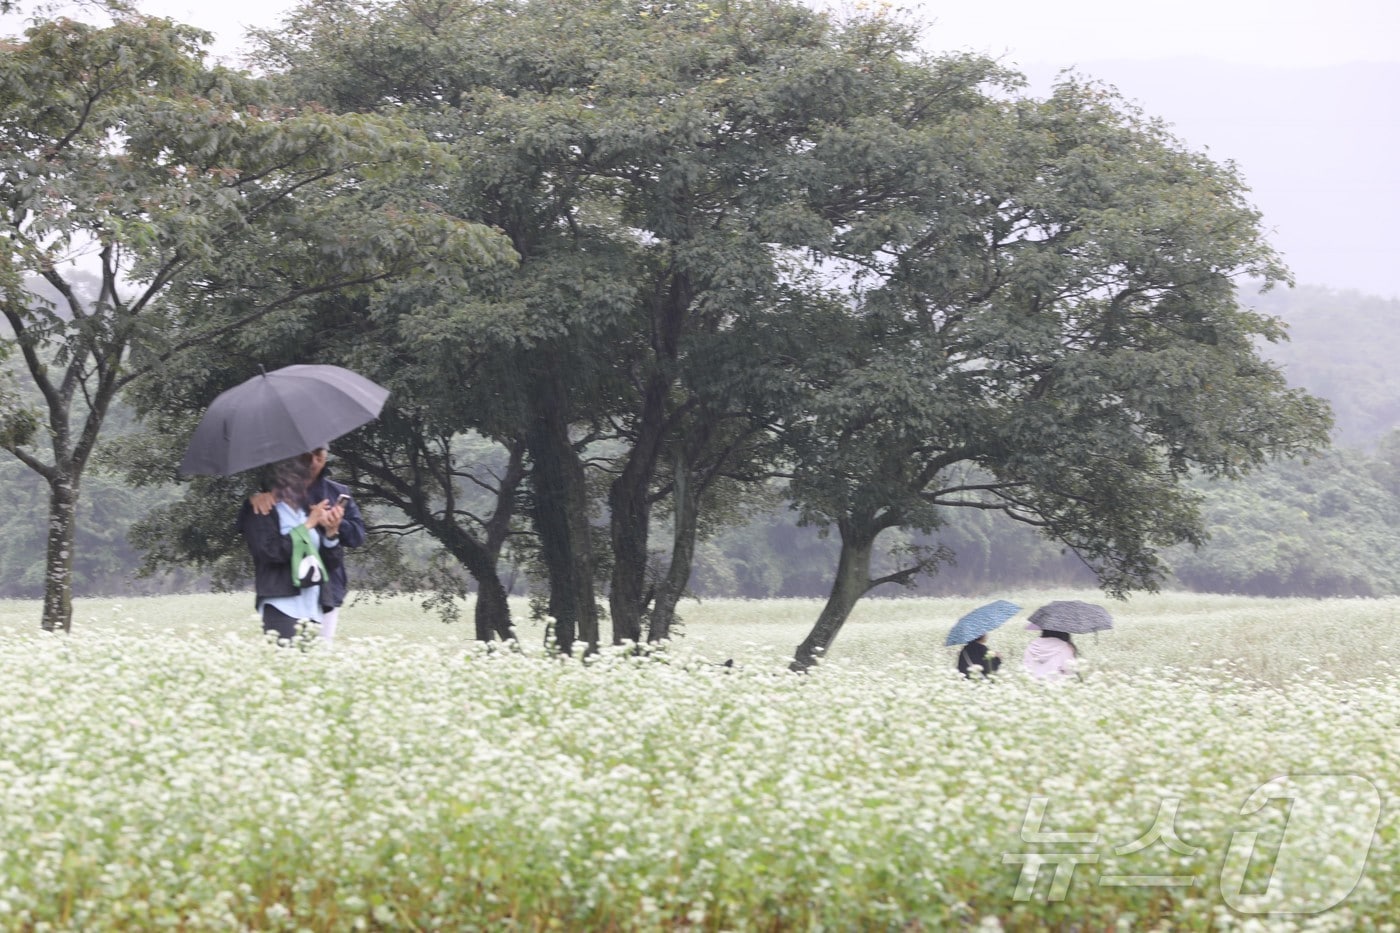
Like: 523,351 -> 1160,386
1002,772 -> 1382,916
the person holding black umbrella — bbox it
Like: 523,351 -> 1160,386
236,455 -> 345,644
249,445 -> 365,646
178,364 -> 387,645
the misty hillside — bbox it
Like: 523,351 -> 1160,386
1245,282 -> 1400,449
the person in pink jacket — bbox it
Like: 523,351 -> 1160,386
1023,626 -> 1078,681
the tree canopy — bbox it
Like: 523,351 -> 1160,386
25,0 -> 1333,661
771,78 -> 1334,666
0,13 -> 512,630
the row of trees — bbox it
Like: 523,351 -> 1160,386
12,428 -> 1400,603
4,0 -> 1331,667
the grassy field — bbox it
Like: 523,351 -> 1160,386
0,590 -> 1396,930
12,587 -> 1396,684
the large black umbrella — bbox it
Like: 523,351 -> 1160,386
1026,600 -> 1114,635
178,364 -> 389,476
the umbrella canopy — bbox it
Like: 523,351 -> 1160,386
179,364 -> 389,476
1027,600 -> 1114,635
945,599 -> 1021,646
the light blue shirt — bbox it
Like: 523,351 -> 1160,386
258,501 -> 338,622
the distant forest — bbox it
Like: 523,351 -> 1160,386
1,282 -> 1396,601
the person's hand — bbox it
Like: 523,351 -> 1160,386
249,491 -> 276,516
306,498 -> 332,530
322,502 -> 344,538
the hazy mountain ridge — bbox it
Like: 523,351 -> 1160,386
1245,282 -> 1400,448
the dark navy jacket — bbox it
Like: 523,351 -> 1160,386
306,469 -> 366,609
235,502 -> 344,605
957,640 -> 1003,679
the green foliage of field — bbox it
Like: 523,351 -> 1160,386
0,592 -> 1395,930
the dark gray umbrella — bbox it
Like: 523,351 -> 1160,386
178,364 -> 389,476
1026,600 -> 1114,634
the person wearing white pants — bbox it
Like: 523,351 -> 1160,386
249,445 -> 366,647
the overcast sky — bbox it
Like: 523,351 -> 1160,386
7,0 -> 1398,297
94,0 -> 1397,68
911,0 -> 1399,68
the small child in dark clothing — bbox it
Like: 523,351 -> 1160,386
957,634 -> 1002,678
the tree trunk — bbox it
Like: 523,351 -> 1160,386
525,366 -> 598,655
648,453 -> 701,643
474,439 -> 526,643
434,521 -> 516,642
608,373 -> 669,645
473,571 -> 515,642
612,266 -> 691,644
791,520 -> 878,672
42,475 -> 78,633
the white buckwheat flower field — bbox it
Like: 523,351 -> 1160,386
0,591 -> 1395,930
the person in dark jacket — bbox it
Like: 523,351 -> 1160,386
237,455 -> 344,643
249,445 -> 365,646
957,634 -> 1002,679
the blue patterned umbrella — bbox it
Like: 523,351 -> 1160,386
945,599 -> 1022,646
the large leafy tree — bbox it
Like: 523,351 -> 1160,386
116,0 -> 1328,662
0,14 -> 511,630
780,80 -> 1332,669
236,0 -> 1013,651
